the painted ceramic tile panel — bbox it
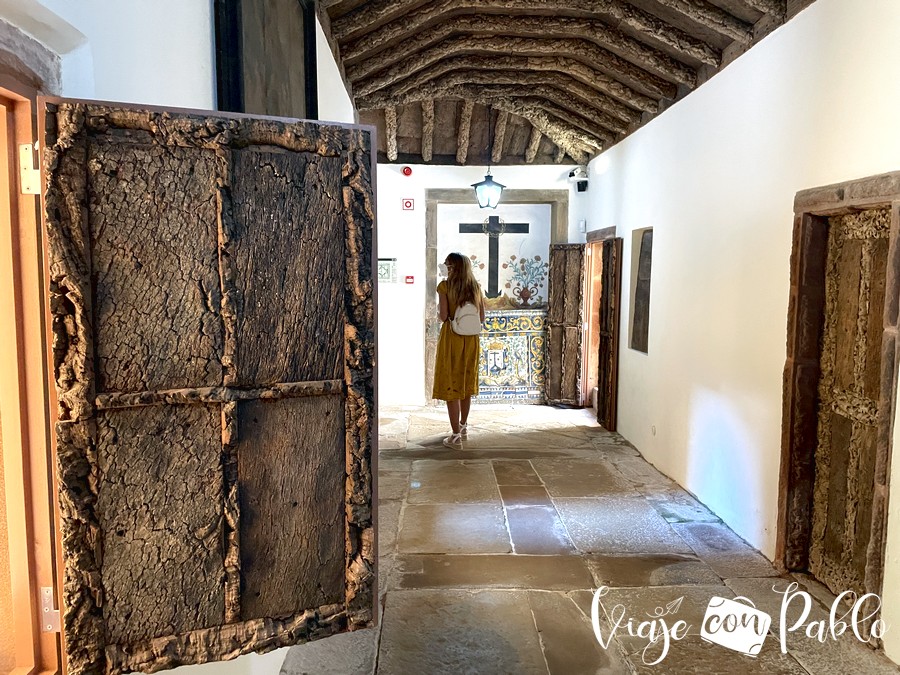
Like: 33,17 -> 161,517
476,310 -> 546,403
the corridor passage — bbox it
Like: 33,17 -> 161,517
282,406 -> 898,674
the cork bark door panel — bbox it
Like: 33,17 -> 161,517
809,208 -> 889,596
597,238 -> 623,431
546,244 -> 585,405
42,101 -> 376,674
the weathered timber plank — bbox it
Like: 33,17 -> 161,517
96,404 -> 224,643
238,396 -> 346,620
349,35 -> 678,101
88,138 -> 224,394
231,149 -> 346,386
492,111 -> 509,164
456,99 -> 474,164
376,54 -> 657,115
338,0 -> 719,68
421,100 -> 434,161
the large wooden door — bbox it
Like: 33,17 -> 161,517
597,238 -> 623,431
546,244 -> 584,406
42,101 -> 376,674
809,208 -> 889,596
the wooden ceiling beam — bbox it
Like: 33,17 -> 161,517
554,144 -> 567,164
359,84 -> 608,157
360,89 -> 599,163
360,86 -> 616,146
345,15 -> 698,88
492,111 -> 509,164
382,55 -> 658,115
338,1 -> 720,68
384,106 -> 398,161
429,70 -> 639,127
457,100 -> 474,165
739,0 -> 786,17
653,0 -> 753,43
525,126 -> 543,164
421,100 -> 434,162
350,36 -> 678,101
437,78 -> 629,136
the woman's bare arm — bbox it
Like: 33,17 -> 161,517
438,292 -> 449,322
479,292 -> 486,322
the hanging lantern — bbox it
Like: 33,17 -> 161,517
472,172 -> 505,209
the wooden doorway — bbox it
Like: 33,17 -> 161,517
42,99 -> 376,673
779,173 -> 900,609
546,243 -> 584,406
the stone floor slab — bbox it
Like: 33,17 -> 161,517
407,460 -> 500,504
672,522 -> 779,578
531,458 -> 637,498
398,503 -> 511,554
492,459 -> 542,486
586,553 -> 724,587
376,590 -> 548,675
556,497 -> 694,554
395,554 -> 594,590
626,637 -> 808,674
725,577 -> 900,675
281,626 -> 378,675
499,485 -> 554,508
528,591 -> 631,674
506,505 -> 577,555
644,489 -> 722,524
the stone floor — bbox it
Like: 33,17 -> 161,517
282,406 -> 899,674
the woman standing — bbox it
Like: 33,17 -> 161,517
434,252 -> 486,448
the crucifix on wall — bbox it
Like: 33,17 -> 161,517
459,216 -> 529,297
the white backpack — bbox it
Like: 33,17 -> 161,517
451,302 -> 482,336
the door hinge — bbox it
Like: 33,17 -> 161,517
18,143 -> 40,195
40,586 -> 60,633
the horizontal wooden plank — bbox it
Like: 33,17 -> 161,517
95,380 -> 345,409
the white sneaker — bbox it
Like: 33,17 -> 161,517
460,424 -> 468,438
443,433 -> 462,449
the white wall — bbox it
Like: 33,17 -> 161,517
581,0 -> 900,659
316,17 -> 355,124
0,0 -> 215,107
377,164 -> 582,407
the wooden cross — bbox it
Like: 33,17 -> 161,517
459,216 -> 529,298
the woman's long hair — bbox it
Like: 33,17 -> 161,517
446,252 -> 481,308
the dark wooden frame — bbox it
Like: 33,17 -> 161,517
778,172 -> 900,609
597,237 -> 623,431
214,0 -> 319,119
40,97 -> 377,674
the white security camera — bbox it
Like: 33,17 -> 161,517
568,166 -> 589,192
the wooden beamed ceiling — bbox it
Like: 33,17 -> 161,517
320,0 -> 816,165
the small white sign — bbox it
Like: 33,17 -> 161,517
377,258 -> 397,283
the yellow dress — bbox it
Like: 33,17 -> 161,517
432,280 -> 481,400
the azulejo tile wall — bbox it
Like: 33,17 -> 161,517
477,309 -> 547,404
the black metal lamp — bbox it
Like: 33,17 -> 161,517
472,105 -> 505,208
472,172 -> 505,209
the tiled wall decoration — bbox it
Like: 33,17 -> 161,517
476,309 -> 547,404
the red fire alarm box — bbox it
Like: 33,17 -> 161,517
405,276 -> 414,284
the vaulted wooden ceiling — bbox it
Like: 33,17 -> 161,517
318,0 -> 815,165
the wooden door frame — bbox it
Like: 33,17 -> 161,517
778,172 -> 900,607
423,188 -> 568,401
0,81 -> 62,674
